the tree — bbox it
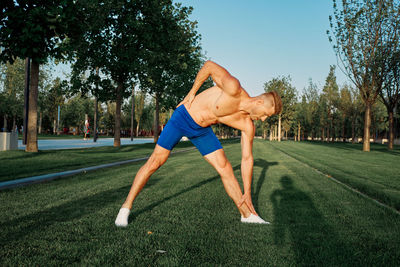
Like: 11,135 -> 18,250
0,1 -> 84,151
69,0 -> 142,147
138,0 -> 203,142
42,78 -> 65,134
338,84 -> 353,141
264,76 -> 296,141
321,65 -> 340,142
303,79 -> 321,140
135,91 -> 146,135
378,49 -> 400,149
328,0 -> 397,151
62,95 -> 94,135
0,59 -> 25,131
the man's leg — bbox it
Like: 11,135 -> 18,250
115,145 -> 170,226
203,149 -> 252,218
204,149 -> 269,224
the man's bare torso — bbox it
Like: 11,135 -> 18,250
185,86 -> 253,133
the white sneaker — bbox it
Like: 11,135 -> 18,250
241,213 -> 270,224
115,208 -> 130,227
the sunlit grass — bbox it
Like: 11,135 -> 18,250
1,140 -> 399,265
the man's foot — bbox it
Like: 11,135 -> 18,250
241,213 -> 270,224
115,207 -> 130,227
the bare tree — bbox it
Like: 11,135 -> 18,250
328,0 -> 396,151
375,2 -> 400,149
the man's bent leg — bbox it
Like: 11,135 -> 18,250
203,149 -> 252,218
115,145 -> 170,227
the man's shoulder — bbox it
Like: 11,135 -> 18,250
240,117 -> 255,135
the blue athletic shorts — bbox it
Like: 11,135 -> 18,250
157,105 -> 223,156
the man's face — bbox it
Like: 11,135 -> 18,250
249,100 -> 274,121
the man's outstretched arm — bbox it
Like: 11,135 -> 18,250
239,124 -> 257,215
177,60 -> 241,107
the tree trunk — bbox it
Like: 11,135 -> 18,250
53,120 -> 56,135
298,122 -> 301,142
351,116 -> 355,144
3,115 -> 7,132
342,115 -> 346,142
363,103 -> 371,152
269,127 -> 272,141
327,124 -> 330,143
131,87 -> 135,141
114,82 -> 123,147
278,115 -> 281,142
388,110 -> 394,150
26,61 -> 39,152
94,97 -> 98,142
12,115 -> 16,132
136,122 -> 140,137
153,93 -> 160,143
38,112 -> 42,134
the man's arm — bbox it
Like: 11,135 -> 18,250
177,60 -> 241,107
239,122 -> 257,214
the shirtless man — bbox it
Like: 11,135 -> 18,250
115,61 -> 282,226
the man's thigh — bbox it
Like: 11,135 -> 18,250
157,121 -> 183,151
189,127 -> 223,156
203,148 -> 231,173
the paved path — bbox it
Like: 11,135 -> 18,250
18,138 -> 154,150
0,147 -> 195,190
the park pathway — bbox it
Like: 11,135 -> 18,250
18,137 -> 154,150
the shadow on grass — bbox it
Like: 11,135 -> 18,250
0,178 -> 160,243
253,158 -> 278,212
271,176 -> 356,265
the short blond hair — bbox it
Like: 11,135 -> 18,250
260,91 -> 282,115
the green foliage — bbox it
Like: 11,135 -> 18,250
0,59 -> 25,122
303,79 -> 320,138
137,0 -> 204,109
0,1 -> 85,64
61,95 -> 95,131
264,76 -> 297,135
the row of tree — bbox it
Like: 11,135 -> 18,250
0,0 -> 205,152
327,0 -> 400,151
1,0 -> 399,152
263,65 -> 398,150
263,0 -> 400,151
0,58 -> 173,137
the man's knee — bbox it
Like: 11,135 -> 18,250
211,151 -> 232,175
147,148 -> 169,172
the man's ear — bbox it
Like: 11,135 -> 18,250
256,98 -> 264,105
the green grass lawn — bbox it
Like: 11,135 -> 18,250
1,140 -> 399,265
270,141 -> 400,211
0,142 -> 195,182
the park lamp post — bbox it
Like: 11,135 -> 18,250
23,57 -> 31,145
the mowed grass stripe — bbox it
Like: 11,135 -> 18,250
269,142 -> 400,216
1,140 -> 399,265
269,141 -> 400,211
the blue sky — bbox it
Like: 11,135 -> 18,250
183,0 -> 348,96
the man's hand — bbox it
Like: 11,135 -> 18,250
176,93 -> 195,108
238,192 -> 257,215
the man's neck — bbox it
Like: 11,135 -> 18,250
239,96 -> 257,114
